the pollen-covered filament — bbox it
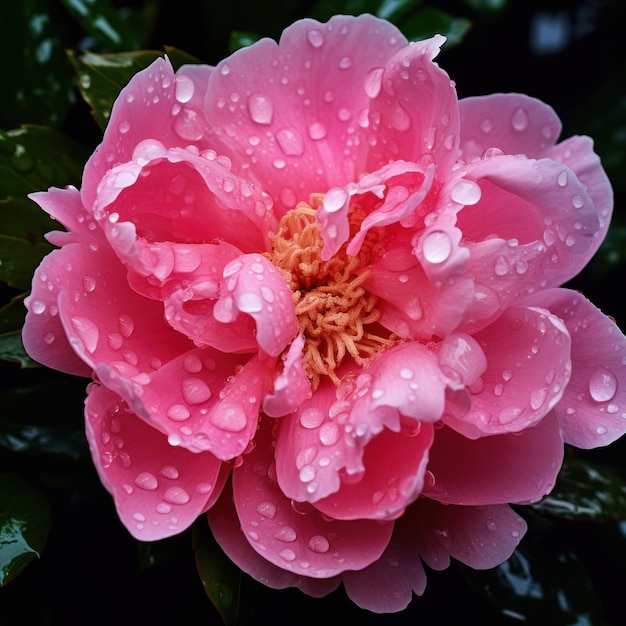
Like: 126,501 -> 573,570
268,197 -> 394,387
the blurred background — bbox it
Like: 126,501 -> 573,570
1,1 -> 626,624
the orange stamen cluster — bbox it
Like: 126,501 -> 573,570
267,195 -> 393,387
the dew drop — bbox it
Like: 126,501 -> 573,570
450,179 -> 481,205
248,94 -> 274,125
274,526 -> 297,542
323,187 -> 348,213
167,404 -> 191,422
118,120 -> 131,134
182,378 -> 212,405
422,230 -> 452,264
319,422 -> 340,446
589,366 -> 618,402
511,107 -> 528,131
237,291 -> 263,313
210,403 -> 247,432
82,275 -> 96,293
557,170 -> 568,187
300,408 -> 325,429
308,122 -> 327,140
30,299 -> 46,315
276,128 -> 304,156
174,74 -> 195,103
256,501 -> 277,519
363,67 -> 384,98
163,487 -> 190,505
71,317 -> 99,354
308,535 -> 330,553
278,548 -> 296,561
307,29 -> 325,48
135,472 -> 159,491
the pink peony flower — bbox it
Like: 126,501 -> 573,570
23,13 -> 626,612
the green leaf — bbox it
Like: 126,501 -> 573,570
532,454 -> 626,521
0,198 -> 54,290
193,515 -> 257,626
60,0 -> 143,52
0,473 -> 52,586
464,543 -> 601,624
400,7 -> 472,46
0,126 -> 87,200
67,50 -> 171,129
228,31 -> 262,53
0,0 -> 76,129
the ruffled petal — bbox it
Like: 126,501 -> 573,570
446,304 -> 571,437
263,336 -> 311,417
213,253 -> 297,357
522,288 -> 626,448
366,35 -> 459,180
426,416 -> 564,506
85,383 -> 225,541
231,421 -> 394,577
203,15 -> 408,212
96,350 -> 271,459
548,135 -> 613,258
458,93 -> 562,161
208,483 -> 341,597
408,499 -> 527,571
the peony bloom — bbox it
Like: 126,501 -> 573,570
23,13 -> 626,612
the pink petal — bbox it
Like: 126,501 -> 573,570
522,288 -> 626,448
263,335 -> 311,417
208,483 -> 341,596
313,422 -> 433,521
85,383 -> 225,541
97,350 -> 271,459
213,253 -> 297,357
276,343 -> 444,512
447,304 -> 571,437
457,154 -> 601,330
81,59 -> 223,212
548,135 -> 613,259
366,35 -> 459,180
203,15 -> 408,212
364,238 -> 474,340
408,499 -> 527,571
23,245 -> 92,377
458,93 -> 562,161
92,145 -> 275,262
426,416 -> 564,506
231,421 -> 394,577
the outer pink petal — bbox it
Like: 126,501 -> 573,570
231,421 -> 395,577
203,15 -> 409,212
521,288 -> 626,448
92,144 -> 274,260
276,343 -> 444,515
85,383 -> 225,541
446,305 -> 571,437
457,155 -> 600,330
313,422 -> 433,521
426,417 -> 564,506
458,94 -> 562,162
408,499 -> 527,571
548,135 -> 613,259
263,336 -> 311,417
213,253 -> 297,357
208,483 -> 341,597
82,58 -> 218,210
23,245 -> 92,377
366,35 -> 459,180
343,499 -> 526,612
97,350 -> 271,459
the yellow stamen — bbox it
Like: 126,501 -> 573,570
267,196 -> 394,388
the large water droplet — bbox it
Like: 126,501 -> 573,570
589,366 -> 618,402
248,94 -> 274,125
323,187 -> 348,213
307,29 -> 325,48
163,487 -> 190,505
511,107 -> 529,131
450,179 -> 481,205
274,526 -> 297,542
210,403 -> 247,432
71,317 -> 99,354
363,67 -> 384,98
276,128 -> 304,156
308,535 -> 330,553
256,501 -> 277,518
135,471 -> 159,491
300,408 -> 325,429
175,74 -> 195,103
308,122 -> 327,140
182,378 -> 212,405
422,230 -> 452,264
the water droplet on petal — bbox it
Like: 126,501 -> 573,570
256,501 -> 277,518
182,378 -> 212,404
308,122 -> 327,140
422,230 -> 452,264
175,74 -> 195,103
300,408 -> 325,429
307,29 -> 325,48
163,487 -> 190,505
248,94 -> 273,125
308,535 -> 330,553
71,316 -> 99,353
167,404 -> 191,422
30,299 -> 46,315
210,403 -> 247,432
589,366 -> 618,402
323,187 -> 348,213
363,67 -> 384,98
135,472 -> 159,491
450,179 -> 481,205
511,107 -> 528,131
276,128 -> 304,156
557,170 -> 568,187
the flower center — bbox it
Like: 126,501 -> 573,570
267,195 -> 394,388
